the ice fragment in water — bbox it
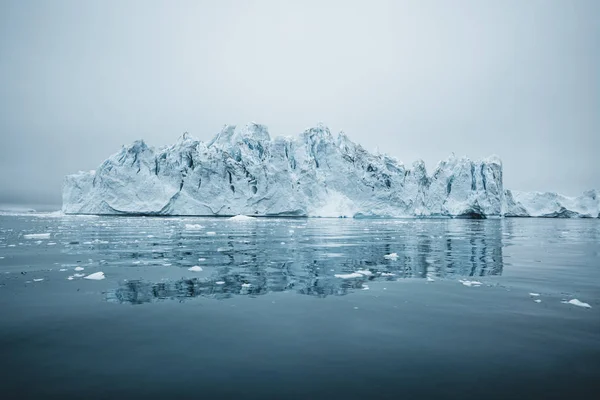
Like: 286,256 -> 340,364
84,272 -> 105,280
23,233 -> 51,239
384,253 -> 398,260
188,266 -> 203,272
562,299 -> 591,308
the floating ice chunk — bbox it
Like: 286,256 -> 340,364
534,299 -> 542,303
228,215 -> 256,221
241,283 -> 251,288
188,266 -> 203,272
459,279 -> 482,287
47,242 -> 56,246
74,266 -> 84,271
529,293 -> 540,297
73,273 -> 85,277
217,247 -> 228,252
163,263 -> 172,266
562,299 -> 591,308
67,276 -> 74,280
198,258 -> 206,262
334,272 -> 364,279
381,272 -> 396,276
23,233 -> 51,239
427,276 -> 435,282
185,224 -> 205,230
384,253 -> 398,260
215,281 -> 225,285
206,232 -> 216,235
59,268 -> 67,271
356,269 -> 372,276
84,272 -> 105,280
361,284 -> 370,290
147,235 -> 154,238
33,278 -> 44,282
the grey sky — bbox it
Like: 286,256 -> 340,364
1,0 -> 598,206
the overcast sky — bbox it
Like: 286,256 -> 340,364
1,0 -> 598,206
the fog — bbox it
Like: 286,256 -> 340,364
1,0 -> 598,206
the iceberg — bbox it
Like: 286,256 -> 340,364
62,123 -> 598,218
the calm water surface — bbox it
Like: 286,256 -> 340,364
0,215 -> 599,399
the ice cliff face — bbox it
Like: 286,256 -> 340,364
505,190 -> 600,218
62,123 -> 596,218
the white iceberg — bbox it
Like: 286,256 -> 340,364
62,123 -> 598,218
562,299 -> 591,308
188,266 -> 203,272
84,272 -> 105,280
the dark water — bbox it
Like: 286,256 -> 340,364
1,214 -> 599,399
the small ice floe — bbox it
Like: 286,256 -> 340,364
188,266 -> 203,272
215,281 -> 225,285
163,263 -> 172,266
217,247 -> 228,252
198,258 -> 206,262
47,242 -> 56,246
74,266 -> 84,271
0,256 -> 5,259
33,278 -> 44,282
91,239 -> 109,244
335,270 -> 372,279
562,299 -> 591,308
147,235 -> 154,238
383,253 -> 398,260
73,273 -> 85,278
132,261 -> 141,265
23,233 -> 51,240
427,276 -> 435,282
241,283 -> 251,288
534,299 -> 542,303
185,224 -> 205,230
59,268 -> 67,271
281,242 -> 286,245
206,232 -> 217,235
361,284 -> 370,290
529,293 -> 540,297
381,272 -> 396,277
84,272 -> 105,280
459,279 -> 482,287
228,215 -> 256,221
67,276 -> 74,280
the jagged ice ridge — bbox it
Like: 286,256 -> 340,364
63,123 -> 599,218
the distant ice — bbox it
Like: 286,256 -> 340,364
73,273 -> 85,277
228,215 -> 256,221
59,268 -> 67,271
381,272 -> 396,276
335,270 -> 371,279
427,276 -> 435,282
84,272 -> 105,280
216,281 -> 225,285
534,299 -> 542,303
383,253 -> 399,260
33,278 -> 44,282
198,258 -> 206,262
356,269 -> 372,276
188,266 -> 203,272
562,299 -> 591,308
23,233 -> 51,239
459,279 -> 482,287
185,224 -> 205,230
529,293 -> 540,297
74,266 -> 84,271
206,232 -> 217,235
241,283 -> 251,288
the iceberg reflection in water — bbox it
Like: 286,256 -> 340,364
93,218 -> 505,304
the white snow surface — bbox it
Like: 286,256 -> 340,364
61,123 -> 598,218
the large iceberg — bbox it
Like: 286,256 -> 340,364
62,123 -> 598,218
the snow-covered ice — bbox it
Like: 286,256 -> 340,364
529,293 -> 540,297
188,266 -> 203,272
384,253 -> 399,260
84,272 -> 105,280
562,299 -> 591,308
459,279 -> 482,287
184,224 -> 204,230
23,233 -> 51,239
74,266 -> 84,271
